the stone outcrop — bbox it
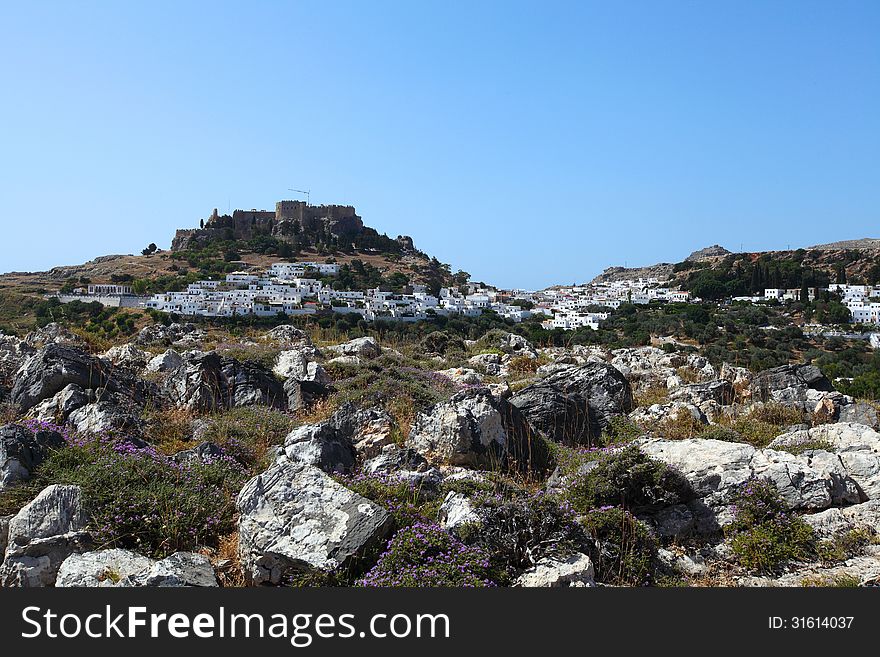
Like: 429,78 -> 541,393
0,484 -> 91,587
56,549 -> 218,587
510,363 -> 633,446
637,437 -> 865,532
325,337 -> 381,360
11,344 -> 111,411
0,423 -> 66,491
750,364 -> 835,407
407,387 -> 550,474
281,404 -> 395,473
162,352 -> 284,411
513,553 -> 596,588
236,461 -> 392,585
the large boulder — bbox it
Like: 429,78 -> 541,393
281,404 -> 395,473
361,444 -> 429,477
56,550 -> 218,587
477,330 -> 537,359
55,549 -> 155,587
750,364 -> 834,407
509,363 -> 634,446
135,323 -> 199,347
25,323 -> 87,349
274,347 -> 329,384
407,387 -> 550,474
11,344 -> 112,411
145,349 -> 183,373
67,399 -> 145,436
236,461 -> 392,585
0,484 -> 91,587
325,337 -> 381,360
102,343 -> 151,369
30,383 -> 92,423
220,357 -> 285,408
803,500 -> 880,540
129,552 -> 218,587
767,423 -> 880,500
839,402 -> 880,430
637,437 -> 863,532
0,333 -> 35,387
669,380 -> 734,406
284,378 -> 330,413
263,325 -> 313,348
438,492 -> 480,530
0,423 -> 66,490
162,352 -> 284,411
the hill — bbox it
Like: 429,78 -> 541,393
0,202 -> 464,334
592,243 -> 880,300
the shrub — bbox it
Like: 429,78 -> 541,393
358,522 -> 496,587
719,404 -> 806,448
599,416 -> 643,446
698,425 -> 746,443
564,446 -> 693,513
421,331 -> 466,358
463,494 -> 589,585
579,507 -> 657,586
198,406 -> 297,473
817,527 -> 876,564
749,403 -> 807,426
17,431 -> 246,558
339,474 -> 441,529
775,439 -> 834,456
726,479 -> 816,573
801,573 -> 861,587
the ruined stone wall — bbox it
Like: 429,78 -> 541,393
170,202 -> 365,251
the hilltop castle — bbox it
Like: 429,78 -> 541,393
170,200 -> 403,251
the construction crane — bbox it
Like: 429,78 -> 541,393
288,188 -> 311,206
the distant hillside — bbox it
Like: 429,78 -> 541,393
590,262 -> 676,285
807,238 -> 880,251
670,246 -> 880,301
591,242 -> 880,301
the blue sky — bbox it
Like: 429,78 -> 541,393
1,1 -> 878,289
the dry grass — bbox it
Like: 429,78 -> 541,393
635,385 -> 669,407
654,412 -> 707,440
144,407 -> 197,455
203,531 -> 245,587
507,355 -> 540,376
675,366 -> 702,384
296,396 -> 339,425
1,401 -> 19,424
387,395 -> 418,445
800,573 -> 861,587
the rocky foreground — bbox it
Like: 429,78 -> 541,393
1,322 -> 879,587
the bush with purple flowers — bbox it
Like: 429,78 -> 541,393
5,425 -> 247,558
358,522 -> 497,587
726,478 -> 816,573
462,493 -> 589,585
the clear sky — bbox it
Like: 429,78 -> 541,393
1,1 -> 878,289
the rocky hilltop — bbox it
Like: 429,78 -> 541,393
590,262 -> 676,285
685,244 -> 731,262
807,238 -> 880,251
2,319 -> 879,588
170,201 -> 415,256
